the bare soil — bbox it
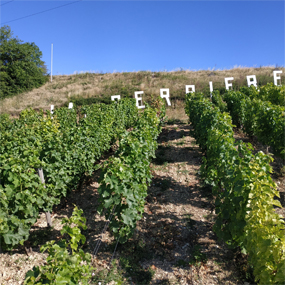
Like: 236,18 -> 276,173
0,121 -> 254,285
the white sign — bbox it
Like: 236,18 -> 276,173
106,71 -> 283,109
225,77 -> 234,90
273,70 -> 282,86
68,103 -> 73,109
160,88 -> 171,106
209,82 -> 213,93
246,75 -> 257,87
111,95 -> 121,101
209,82 -> 213,99
50,105 -> 54,114
185,85 -> 195,94
134,91 -> 145,109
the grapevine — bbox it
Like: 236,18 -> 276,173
185,92 -> 285,284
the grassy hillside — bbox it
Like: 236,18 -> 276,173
0,66 -> 283,116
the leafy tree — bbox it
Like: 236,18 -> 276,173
0,25 -> 48,99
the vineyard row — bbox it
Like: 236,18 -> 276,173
185,92 -> 285,284
211,83 -> 285,158
23,99 -> 164,284
0,99 -> 141,250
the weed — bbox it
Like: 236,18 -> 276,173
177,169 -> 189,175
179,130 -> 186,138
166,118 -> 185,125
14,257 -> 25,265
91,260 -> 125,285
28,227 -> 54,247
199,184 -> 213,200
156,279 -> 172,285
175,259 -> 189,267
184,214 -> 196,228
160,178 -> 171,191
176,139 -> 185,146
175,245 -> 207,269
280,166 -> 285,176
213,260 -> 222,266
234,250 -> 255,284
185,146 -> 194,151
189,245 -> 207,266
118,239 -> 155,284
120,257 -> 155,285
153,145 -> 173,165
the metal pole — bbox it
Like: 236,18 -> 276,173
51,43 -> 53,82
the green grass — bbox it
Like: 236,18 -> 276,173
90,260 -> 125,285
160,177 -> 172,191
28,227 -> 54,247
91,238 -> 155,285
189,245 -> 207,266
177,169 -> 189,175
118,239 -> 155,284
153,145 -> 173,165
184,214 -> 197,228
166,118 -> 186,125
176,139 -> 185,146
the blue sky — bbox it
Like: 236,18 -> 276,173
1,0 -> 284,75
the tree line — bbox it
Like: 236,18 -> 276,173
0,25 -> 48,99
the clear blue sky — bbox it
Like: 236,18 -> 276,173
1,0 -> 284,75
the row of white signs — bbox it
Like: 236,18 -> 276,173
50,70 -> 282,112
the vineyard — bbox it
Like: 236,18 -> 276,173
0,83 -> 284,284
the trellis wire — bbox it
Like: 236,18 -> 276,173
92,205 -> 117,257
109,236 -> 120,266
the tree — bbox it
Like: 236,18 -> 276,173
0,25 -> 48,99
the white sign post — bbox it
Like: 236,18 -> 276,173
185,85 -> 195,94
68,103 -> 73,109
134,91 -> 145,109
209,81 -> 213,99
246,75 -> 257,87
111,95 -> 121,101
273,70 -> 282,86
50,105 -> 54,114
225,77 -> 234,90
160,88 -> 171,106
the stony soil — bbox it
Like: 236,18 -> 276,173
1,121 -> 283,285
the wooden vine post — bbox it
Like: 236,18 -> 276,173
37,168 -> 52,227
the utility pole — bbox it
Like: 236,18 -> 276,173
51,43 -> 53,82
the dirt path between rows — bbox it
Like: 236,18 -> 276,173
1,123 -> 254,285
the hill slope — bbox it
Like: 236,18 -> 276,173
0,66 -> 283,115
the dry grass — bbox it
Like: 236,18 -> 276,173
165,100 -> 189,123
0,66 -> 284,116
